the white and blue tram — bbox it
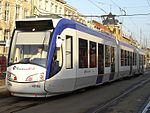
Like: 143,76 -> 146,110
6,18 -> 146,97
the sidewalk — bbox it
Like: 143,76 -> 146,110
0,79 -> 5,86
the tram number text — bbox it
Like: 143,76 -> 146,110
32,84 -> 41,88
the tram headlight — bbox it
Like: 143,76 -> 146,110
26,73 -> 44,82
7,72 -> 17,81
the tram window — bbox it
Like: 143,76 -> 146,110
141,55 -> 143,65
98,43 -> 104,74
135,53 -> 137,65
128,51 -> 130,66
133,53 -> 135,66
121,49 -> 125,66
105,45 -> 110,67
65,35 -> 73,69
130,52 -> 133,66
111,46 -> 115,72
140,54 -> 142,65
124,50 -> 126,66
79,38 -> 88,68
144,55 -> 146,65
90,41 -> 97,68
125,50 -> 128,66
111,46 -> 115,64
51,46 -> 63,75
142,55 -> 144,65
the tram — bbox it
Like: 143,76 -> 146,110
6,18 -> 146,97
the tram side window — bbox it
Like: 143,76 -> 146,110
130,52 -> 133,66
125,50 -> 127,66
128,51 -> 130,66
144,55 -> 146,65
140,54 -> 142,65
133,53 -> 136,66
135,53 -> 137,65
133,53 -> 135,66
90,41 -> 97,68
111,46 -> 115,72
98,43 -> 104,74
111,46 -> 115,65
125,50 -> 129,66
51,46 -> 63,75
105,45 -> 110,67
121,49 -> 125,66
142,55 -> 144,65
65,35 -> 73,69
79,38 -> 88,68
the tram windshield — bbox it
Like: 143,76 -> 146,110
9,31 -> 51,67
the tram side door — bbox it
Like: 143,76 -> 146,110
63,35 -> 77,91
110,47 -> 115,80
96,43 -> 104,84
129,52 -> 133,75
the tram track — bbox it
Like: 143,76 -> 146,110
0,97 -> 44,113
0,92 -> 71,113
0,73 -> 150,113
86,74 -> 150,113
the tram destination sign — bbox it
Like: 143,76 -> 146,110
16,20 -> 54,31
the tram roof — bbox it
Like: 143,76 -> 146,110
118,40 -> 135,49
54,18 -> 117,43
15,18 -> 136,48
15,18 -> 117,43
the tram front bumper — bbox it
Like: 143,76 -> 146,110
6,80 -> 47,97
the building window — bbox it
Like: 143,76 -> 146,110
16,5 -> 20,19
90,41 -> 97,68
50,3 -> 54,13
65,35 -> 73,69
4,2 -> 9,21
39,0 -> 42,9
55,5 -> 58,13
59,7 -> 62,14
4,30 -> 9,53
45,0 -> 48,10
79,38 -> 88,68
0,30 -> 2,40
24,8 -> 28,18
0,1 -> 2,19
4,30 -> 9,41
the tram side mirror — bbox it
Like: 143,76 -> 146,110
56,35 -> 63,47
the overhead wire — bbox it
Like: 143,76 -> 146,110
79,12 -> 150,17
147,0 -> 150,7
87,0 -> 107,14
110,0 -> 126,15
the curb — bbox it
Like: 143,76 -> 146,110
0,85 -> 8,95
0,79 -> 5,86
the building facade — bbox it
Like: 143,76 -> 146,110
0,0 -> 87,56
33,0 -> 87,24
0,0 -> 31,56
33,0 -> 66,16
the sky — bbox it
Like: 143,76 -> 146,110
65,0 -> 150,47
